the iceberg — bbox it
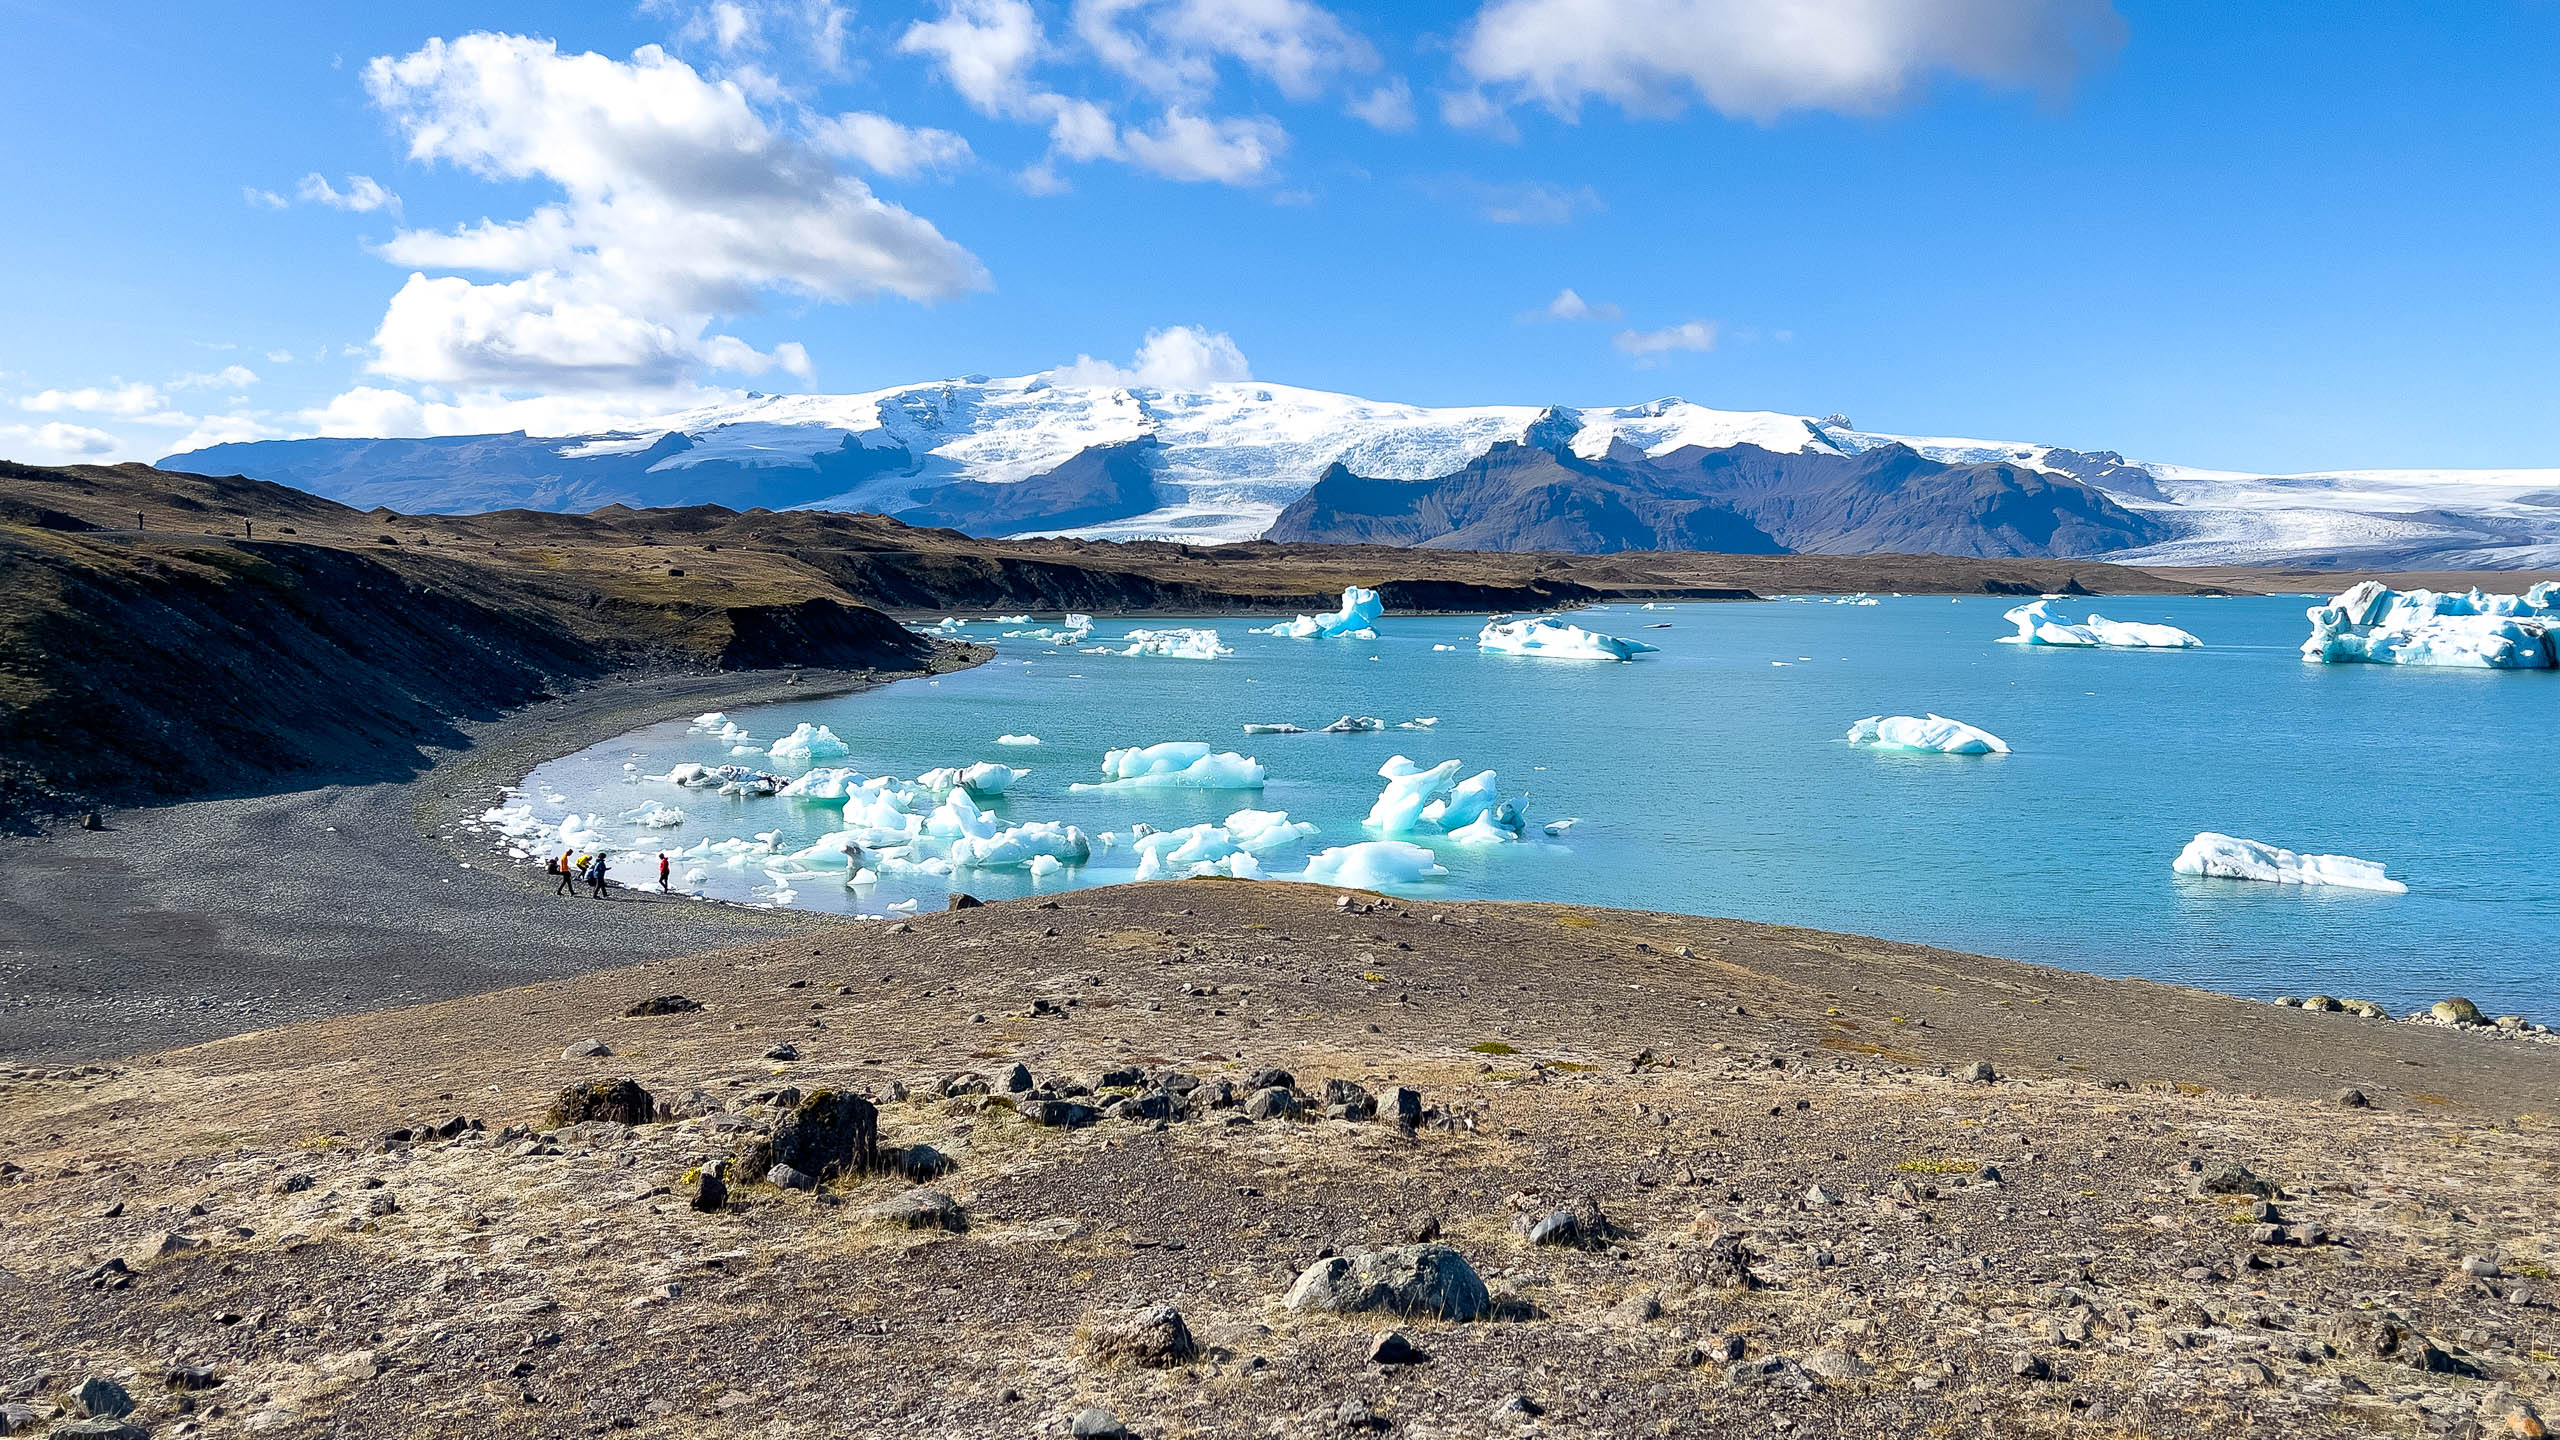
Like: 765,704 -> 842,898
1242,722 -> 1306,734
949,821 -> 1092,870
1133,824 -> 1238,880
2172,831 -> 2407,894
1222,807 -> 1319,853
623,801 -> 687,829
1071,741 -> 1267,790
1395,717 -> 1439,730
1845,714 -> 2011,755
996,734 -> 1042,746
990,614 -> 1030,625
1366,756 -> 1463,834
1256,585 -> 1384,639
915,762 -> 1025,797
1478,615 -> 1658,661
1303,841 -> 1449,889
1322,715 -> 1384,733
1114,627 -> 1232,660
1363,755 -> 1530,841
768,722 -> 850,765
2301,581 -> 2559,668
2000,600 -> 2201,649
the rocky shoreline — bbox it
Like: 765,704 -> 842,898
5,883 -> 2557,1438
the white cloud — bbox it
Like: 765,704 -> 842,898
298,173 -> 402,214
267,349 -> 296,364
0,422 -> 121,464
1346,78 -> 1416,132
1073,0 -> 1374,102
647,0 -> 852,70
173,365 -> 261,391
21,383 -> 167,417
1528,287 -> 1621,323
307,384 -> 725,440
243,187 -> 289,210
810,111 -> 976,178
345,33 -> 987,405
1121,110 -> 1287,184
1614,319 -> 1718,362
1458,0 -> 2126,123
902,0 -> 1295,187
1439,178 -> 1602,225
1050,325 -> 1252,389
1437,87 -> 1519,140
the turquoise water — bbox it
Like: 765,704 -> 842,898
522,596 -> 2558,1015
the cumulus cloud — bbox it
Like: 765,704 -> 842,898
1050,325 -> 1252,389
1073,0 -> 1374,102
646,0 -> 852,69
1458,0 -> 2126,122
173,365 -> 261,391
0,422 -> 122,464
1527,287 -> 1621,323
343,32 -> 986,408
1614,319 -> 1718,362
810,111 -> 976,178
298,173 -> 401,214
1346,78 -> 1416,132
243,187 -> 289,210
20,382 -> 168,417
901,0 -> 1297,186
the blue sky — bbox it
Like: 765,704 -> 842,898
1,0 -> 2554,473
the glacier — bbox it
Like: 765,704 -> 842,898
1845,714 -> 2011,755
2000,600 -> 2201,649
2172,831 -> 2407,894
1257,585 -> 1384,640
2300,581 -> 2560,668
1478,616 -> 1658,662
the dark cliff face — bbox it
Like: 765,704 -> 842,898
1269,441 -> 2171,559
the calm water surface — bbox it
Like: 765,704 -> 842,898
522,596 -> 2558,1015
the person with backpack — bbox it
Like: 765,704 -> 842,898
589,853 -> 611,899
553,851 -> 575,896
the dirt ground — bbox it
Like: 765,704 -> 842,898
5,882 -> 2554,1439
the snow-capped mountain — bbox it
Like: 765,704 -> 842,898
165,374 -> 2560,568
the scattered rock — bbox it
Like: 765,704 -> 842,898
1677,1227 -> 1759,1290
2333,1087 -> 2371,1108
1487,1394 -> 1544,1421
561,1038 -> 612,1059
2197,1161 -> 2277,1198
766,1089 -> 880,1179
2462,1255 -> 2504,1278
763,1043 -> 801,1062
1242,1086 -> 1297,1122
1961,1060 -> 1998,1083
692,1168 -> 728,1213
1015,1096 -> 1099,1128
871,1187 -> 965,1232
624,995 -> 700,1016
0,1403 -> 36,1435
1001,1062 -> 1033,1092
1086,1304 -> 1196,1367
74,1379 -> 134,1419
1801,1350 -> 1873,1380
948,893 -> 983,910
163,1366 -> 219,1392
1284,1244 -> 1491,1321
548,1078 -> 654,1127
49,1422 -> 148,1440
2011,1350 -> 2053,1381
766,1163 -> 815,1191
2432,997 -> 2486,1027
1383,1086 -> 1423,1130
1068,1406 -> 1126,1438
1514,1194 -> 1614,1248
1369,1329 -> 1426,1365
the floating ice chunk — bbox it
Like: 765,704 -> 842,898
1431,644 -> 1458,651
1256,585 -> 1385,639
845,866 -> 878,887
1303,841 -> 1448,889
1058,614 -> 1094,642
887,897 -> 921,912
779,768 -> 862,803
691,711 -> 728,729
1072,742 -> 1267,790
1134,823 -> 1240,880
1478,615 -> 1658,661
2000,600 -> 2201,649
623,801 -> 687,828
768,722 -> 850,765
1243,722 -> 1305,734
2301,581 -> 2559,668
1215,852 -> 1265,880
1223,807 -> 1318,853
2172,831 -> 2407,894
1845,714 -> 2011,755
990,614 -> 1030,625
1395,717 -> 1439,730
1323,715 -> 1384,733
996,734 -> 1043,746
1542,818 -> 1578,835
1366,756 -> 1463,834
1114,627 -> 1231,660
951,821 -> 1092,870
664,762 -> 716,787
728,745 -> 764,756
1419,769 -> 1499,832
917,762 -> 1026,797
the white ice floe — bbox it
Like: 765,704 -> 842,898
1111,627 -> 1231,660
2172,831 -> 2407,894
767,722 -> 850,765
1395,717 -> 1439,730
1364,756 -> 1531,842
2300,580 -> 2560,668
1478,615 -> 1658,662
1242,722 -> 1305,734
1845,714 -> 2011,755
1323,715 -> 1384,733
1256,585 -> 1384,639
1542,818 -> 1578,835
624,802 -> 687,828
996,734 -> 1042,746
990,614 -> 1030,625
916,762 -> 1025,797
691,711 -> 727,729
950,821 -> 1092,870
2000,600 -> 2201,649
1303,841 -> 1449,889
1071,741 -> 1267,790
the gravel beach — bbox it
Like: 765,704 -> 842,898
0,657 -> 978,1063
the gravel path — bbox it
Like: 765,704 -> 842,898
0,661 -> 974,1062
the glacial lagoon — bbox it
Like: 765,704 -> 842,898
514,595 -> 2558,1016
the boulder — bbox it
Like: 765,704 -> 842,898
561,1038 -> 611,1059
1283,1244 -> 1491,1321
872,1187 -> 966,1232
1242,1086 -> 1297,1121
74,1379 -> 134,1419
2432,997 -> 2487,1026
2333,1087 -> 2371,1109
624,995 -> 700,1016
1085,1304 -> 1197,1368
50,1423 -> 149,1440
1383,1086 -> 1424,1129
548,1078 -> 655,1127
1960,1060 -> 1998,1083
1368,1330 -> 1426,1365
1069,1409 -> 1126,1439
2196,1161 -> 2277,1198
768,1089 -> 880,1179
691,1168 -> 729,1212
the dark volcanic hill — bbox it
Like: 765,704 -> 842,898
1270,439 -> 2173,558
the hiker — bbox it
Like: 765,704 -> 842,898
553,851 -> 575,896
589,853 -> 611,899
658,852 -> 671,892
